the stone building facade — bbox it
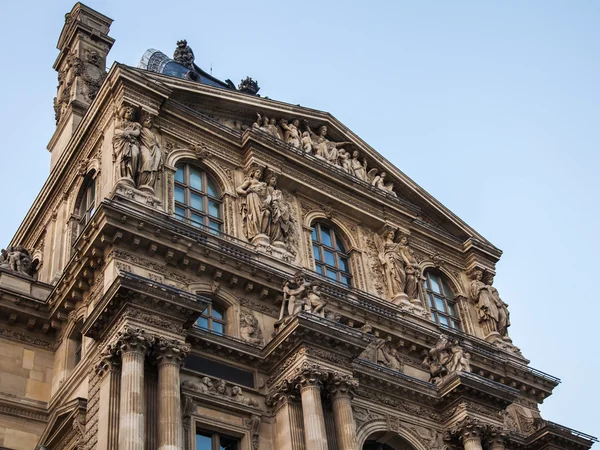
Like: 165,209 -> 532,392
0,4 -> 595,450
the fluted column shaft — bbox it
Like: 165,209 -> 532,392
118,348 -> 146,450
156,339 -> 189,450
300,381 -> 329,450
462,431 -> 483,450
331,391 -> 358,450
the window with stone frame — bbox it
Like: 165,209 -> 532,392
196,303 -> 227,336
423,269 -> 461,330
311,221 -> 352,286
174,162 -> 223,233
195,428 -> 239,450
76,174 -> 96,236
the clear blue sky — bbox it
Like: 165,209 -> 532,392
1,0 -> 598,439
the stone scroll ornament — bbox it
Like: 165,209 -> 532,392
113,105 -> 164,196
0,246 -> 33,276
469,269 -> 511,342
421,335 -> 471,386
250,113 -> 396,196
235,167 -> 298,254
373,227 -> 422,307
274,272 -> 327,333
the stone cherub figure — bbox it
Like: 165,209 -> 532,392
422,335 -> 471,385
0,246 -> 32,275
279,272 -> 327,322
374,228 -> 421,305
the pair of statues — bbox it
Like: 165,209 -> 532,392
374,228 -> 421,306
252,113 -> 396,196
0,246 -> 32,276
422,335 -> 471,385
278,272 -> 327,326
469,269 -> 511,340
113,105 -> 164,193
236,167 -> 296,252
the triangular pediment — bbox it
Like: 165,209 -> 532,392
116,65 -> 498,250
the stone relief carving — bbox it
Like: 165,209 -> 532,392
373,228 -> 422,307
0,245 -> 33,276
376,337 -> 404,371
236,166 -> 298,256
422,335 -> 471,385
182,378 -> 259,407
240,309 -> 264,346
173,39 -> 195,69
469,269 -> 511,342
275,272 -> 327,332
113,105 -> 164,196
246,113 -> 397,196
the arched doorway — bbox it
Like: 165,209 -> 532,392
362,431 -> 416,450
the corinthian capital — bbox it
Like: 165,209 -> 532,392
153,337 -> 191,366
95,342 -> 120,377
448,417 -> 484,444
327,372 -> 359,398
116,327 -> 153,355
296,363 -> 326,390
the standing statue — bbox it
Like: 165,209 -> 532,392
470,270 -> 501,338
280,119 -> 302,148
266,175 -> 296,251
485,274 -> 511,340
374,228 -> 421,305
267,118 -> 283,140
113,105 -> 142,184
351,151 -> 368,181
303,122 -> 351,165
301,131 -> 313,153
138,115 -> 163,191
236,167 -> 270,242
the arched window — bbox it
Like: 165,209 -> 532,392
77,176 -> 96,231
174,163 -> 223,233
196,303 -> 227,336
423,270 -> 461,330
311,222 -> 352,286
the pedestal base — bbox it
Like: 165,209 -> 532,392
115,179 -> 161,208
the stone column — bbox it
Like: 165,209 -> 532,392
117,328 -> 152,450
459,423 -> 483,450
486,430 -> 507,450
328,374 -> 359,450
267,380 -> 305,450
155,338 -> 190,450
96,344 -> 121,450
298,365 -> 329,450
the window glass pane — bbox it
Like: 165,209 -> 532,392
341,275 -> 352,286
175,206 -> 186,219
213,321 -> 224,335
220,436 -> 238,450
212,307 -> 224,320
209,220 -> 221,234
190,167 -> 203,190
429,275 -> 442,294
448,303 -> 457,317
195,432 -> 212,450
326,268 -> 338,281
316,263 -> 325,275
197,317 -> 208,329
441,278 -> 454,299
428,296 -> 435,308
452,320 -> 461,330
431,312 -> 437,321
209,200 -> 221,218
207,177 -> 219,197
191,213 -> 204,227
320,226 -> 332,247
313,245 -> 321,261
191,192 -> 204,211
339,257 -> 349,273
439,316 -> 449,326
175,185 -> 185,203
323,250 -> 335,266
311,227 -> 318,242
434,297 -> 446,312
334,233 -> 345,252
174,167 -> 184,183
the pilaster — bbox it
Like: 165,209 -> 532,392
297,365 -> 329,450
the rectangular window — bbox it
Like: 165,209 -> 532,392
195,429 -> 239,450
184,355 -> 254,388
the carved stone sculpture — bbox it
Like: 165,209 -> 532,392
470,270 -> 511,341
350,151 -> 368,181
422,335 -> 471,385
368,169 -> 396,196
182,377 -> 259,408
138,115 -> 164,191
377,338 -> 403,371
230,385 -> 259,407
240,310 -> 264,346
238,77 -> 260,95
277,272 -> 327,331
373,228 -> 421,306
280,119 -> 301,148
236,167 -> 298,253
303,122 -> 352,165
173,39 -> 195,69
0,246 -> 32,276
